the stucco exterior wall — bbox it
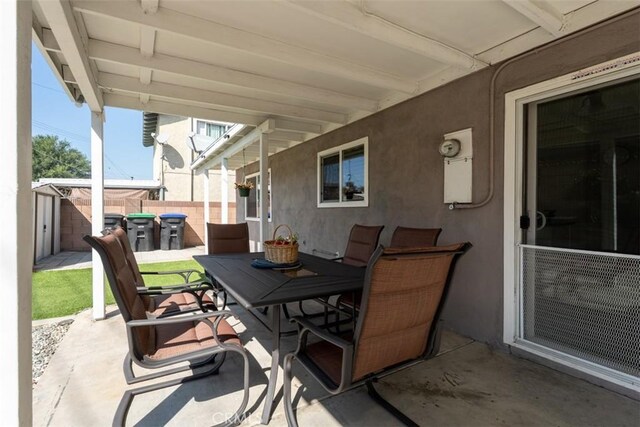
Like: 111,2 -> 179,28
237,12 -> 640,347
154,115 -> 237,202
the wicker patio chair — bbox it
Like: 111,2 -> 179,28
283,243 -> 471,427
84,233 -> 250,427
207,222 -> 251,309
108,226 -> 217,317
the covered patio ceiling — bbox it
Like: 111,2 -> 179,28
31,0 -> 638,169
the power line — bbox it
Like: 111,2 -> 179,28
33,120 -> 89,145
33,81 -> 68,95
32,127 -> 134,180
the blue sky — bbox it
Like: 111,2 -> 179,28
31,43 -> 152,180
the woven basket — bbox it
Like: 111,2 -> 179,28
264,224 -> 299,264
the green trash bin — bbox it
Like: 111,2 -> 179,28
126,213 -> 156,252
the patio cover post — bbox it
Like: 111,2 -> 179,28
0,0 -> 32,423
221,157 -> 229,224
91,111 -> 105,320
259,131 -> 269,248
203,168 -> 210,253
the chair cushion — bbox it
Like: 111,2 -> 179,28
389,226 -> 441,248
338,291 -> 362,309
147,292 -> 215,317
207,223 -> 250,254
148,317 -> 241,361
302,333 -> 353,387
342,224 -> 384,267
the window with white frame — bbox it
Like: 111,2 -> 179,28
317,137 -> 368,207
196,120 -> 229,140
245,170 -> 271,221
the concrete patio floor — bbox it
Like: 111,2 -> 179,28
32,298 -> 639,427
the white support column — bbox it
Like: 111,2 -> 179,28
91,111 -> 105,320
203,168 -> 210,253
221,158 -> 229,224
259,132 -> 269,249
0,1 -> 32,424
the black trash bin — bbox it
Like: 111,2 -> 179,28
104,213 -> 125,231
159,213 -> 187,250
126,213 -> 156,252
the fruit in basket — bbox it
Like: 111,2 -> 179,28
273,233 -> 298,246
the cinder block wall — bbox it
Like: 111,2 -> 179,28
60,199 -> 236,251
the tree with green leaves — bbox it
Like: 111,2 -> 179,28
32,135 -> 91,180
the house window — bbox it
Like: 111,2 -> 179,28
245,171 -> 271,221
317,137 -> 368,207
196,120 -> 228,140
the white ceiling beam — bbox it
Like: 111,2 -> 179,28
139,28 -> 156,58
99,73 -> 345,124
139,24 -> 156,104
140,0 -> 159,15
74,0 -> 416,93
138,68 -> 152,86
104,93 -> 266,126
283,0 -> 486,70
32,24 -> 75,102
198,128 -> 261,170
269,130 -> 306,143
38,0 -> 103,111
61,65 -> 76,83
267,140 -> 296,149
88,39 -> 378,112
502,0 -> 565,37
273,119 -> 322,135
38,27 -> 60,51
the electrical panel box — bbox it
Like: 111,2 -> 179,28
443,128 -> 473,204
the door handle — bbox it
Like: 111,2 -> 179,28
536,211 -> 547,231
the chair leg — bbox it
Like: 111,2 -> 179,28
123,352 -> 225,385
282,303 -> 291,319
283,353 -> 299,427
365,380 -> 418,427
115,347 -> 249,427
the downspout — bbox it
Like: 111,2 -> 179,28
190,118 -> 195,201
454,8 -> 637,209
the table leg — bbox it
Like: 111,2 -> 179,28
261,304 -> 281,424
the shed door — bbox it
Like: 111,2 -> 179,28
520,77 -> 639,378
42,195 -> 53,258
35,194 -> 54,261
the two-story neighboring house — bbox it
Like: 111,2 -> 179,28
142,112 -> 237,203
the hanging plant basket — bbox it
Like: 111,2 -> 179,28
238,187 -> 251,197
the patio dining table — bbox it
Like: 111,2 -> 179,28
193,251 -> 365,424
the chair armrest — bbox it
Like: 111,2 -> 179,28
330,257 -> 344,262
137,281 -> 217,313
140,269 -> 201,283
126,310 -> 236,327
126,310 -> 239,348
140,281 -> 214,293
289,316 -> 352,350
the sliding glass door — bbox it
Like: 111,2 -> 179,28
520,77 -> 639,377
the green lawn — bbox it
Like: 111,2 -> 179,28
32,260 -> 206,320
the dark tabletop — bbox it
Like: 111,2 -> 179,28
194,252 -> 365,308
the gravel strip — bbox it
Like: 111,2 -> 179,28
32,319 -> 74,387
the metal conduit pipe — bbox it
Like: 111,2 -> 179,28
454,7 -> 639,209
